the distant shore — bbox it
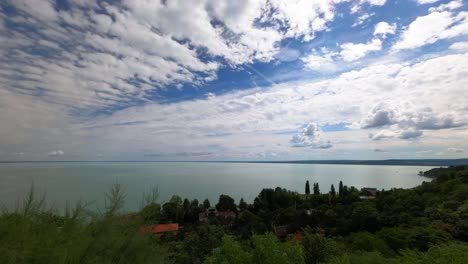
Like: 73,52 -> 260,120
0,158 -> 467,166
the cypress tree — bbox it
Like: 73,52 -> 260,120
339,181 -> 344,197
313,182 -> 320,195
305,180 -> 310,195
330,184 -> 336,197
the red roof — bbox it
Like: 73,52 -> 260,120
141,224 -> 179,233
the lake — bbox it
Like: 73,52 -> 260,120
0,162 -> 434,212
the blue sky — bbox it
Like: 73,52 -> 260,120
0,0 -> 467,161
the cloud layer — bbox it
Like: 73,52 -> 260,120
0,0 -> 467,160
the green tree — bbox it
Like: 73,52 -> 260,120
302,227 -> 344,264
216,194 -> 236,212
313,183 -> 320,195
351,201 -> 379,231
204,235 -> 252,264
305,180 -> 311,195
252,233 -> 304,264
203,198 -> 211,209
330,184 -> 336,197
239,198 -> 248,210
339,181 -> 344,197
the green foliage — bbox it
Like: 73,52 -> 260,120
205,233 -> 304,264
313,183 -> 320,195
216,194 -> 236,212
239,198 -> 248,210
0,184 -> 169,264
305,180 -> 310,195
173,224 -> 225,264
329,242 -> 468,264
203,198 -> 211,209
203,235 -> 251,264
2,166 -> 468,263
302,227 -> 344,264
350,201 -> 379,231
330,184 -> 336,198
251,233 -> 304,264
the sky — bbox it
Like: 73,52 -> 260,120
0,0 -> 467,161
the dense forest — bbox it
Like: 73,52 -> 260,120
1,166 -> 468,263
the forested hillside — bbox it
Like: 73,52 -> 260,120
1,166 -> 468,263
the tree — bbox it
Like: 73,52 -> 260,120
216,194 -> 236,212
305,180 -> 310,195
204,235 -> 251,264
302,227 -> 344,264
252,233 -> 305,264
239,198 -> 248,210
339,181 -> 344,197
191,198 -> 199,208
313,183 -> 320,195
203,198 -> 211,209
330,184 -> 336,198
183,198 -> 190,210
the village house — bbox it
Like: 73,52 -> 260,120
360,187 -> 379,199
198,207 -> 236,222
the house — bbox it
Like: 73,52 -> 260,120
141,223 -> 179,234
360,187 -> 379,199
273,225 -> 288,238
199,207 -> 236,222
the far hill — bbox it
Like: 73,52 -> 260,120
245,158 -> 468,166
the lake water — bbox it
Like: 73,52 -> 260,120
0,162 -> 434,212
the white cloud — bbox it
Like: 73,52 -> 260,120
340,38 -> 382,61
361,103 -> 398,128
0,0 -> 346,114
450,41 -> 468,50
369,130 -> 396,140
351,0 -> 387,14
301,53 -> 336,71
374,22 -> 397,37
399,129 -> 423,140
429,0 -> 463,12
290,123 -> 333,148
393,10 -> 468,50
1,0 -> 468,161
352,13 -> 375,27
417,0 -> 442,4
48,150 -> 64,157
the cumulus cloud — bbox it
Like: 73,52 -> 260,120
399,129 -> 423,140
48,150 -> 64,157
301,52 -> 337,71
340,38 -> 382,62
393,9 -> 468,50
361,104 -> 398,128
362,103 -> 463,140
1,4 -> 468,161
290,123 -> 332,149
339,20 -> 395,62
374,22 -> 397,37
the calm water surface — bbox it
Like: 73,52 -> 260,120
0,162 -> 434,211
